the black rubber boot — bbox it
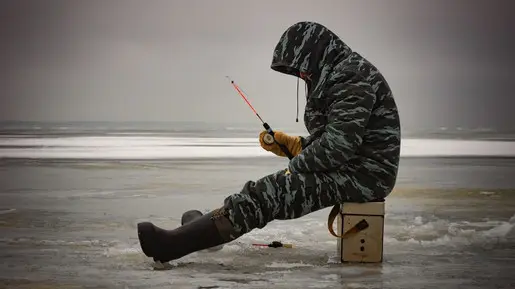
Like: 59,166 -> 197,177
181,209 -> 225,252
137,207 -> 236,263
181,210 -> 203,225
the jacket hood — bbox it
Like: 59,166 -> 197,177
270,21 -> 352,97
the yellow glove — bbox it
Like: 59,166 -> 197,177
259,130 -> 302,157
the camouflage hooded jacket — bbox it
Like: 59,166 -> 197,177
271,22 -> 401,185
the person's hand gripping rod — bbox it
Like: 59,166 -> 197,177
226,76 -> 294,160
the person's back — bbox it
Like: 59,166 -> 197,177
270,21 -> 401,199
334,51 -> 401,195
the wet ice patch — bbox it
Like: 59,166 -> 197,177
344,283 -> 375,289
482,220 -> 514,239
387,214 -> 515,247
326,254 -> 341,264
152,260 -> 174,270
128,193 -> 157,198
235,215 -> 333,251
265,261 -> 315,268
0,237 -> 117,247
479,191 -> 496,196
65,190 -> 118,199
60,190 -> 158,200
0,208 -> 16,215
103,245 -> 141,258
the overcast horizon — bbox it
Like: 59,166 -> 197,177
1,0 -> 514,131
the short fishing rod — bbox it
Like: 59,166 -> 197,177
225,76 -> 294,160
252,241 -> 293,248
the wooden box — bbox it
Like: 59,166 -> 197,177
336,201 -> 385,263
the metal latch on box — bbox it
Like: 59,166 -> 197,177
327,204 -> 370,239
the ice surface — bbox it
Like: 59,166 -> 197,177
0,136 -> 514,159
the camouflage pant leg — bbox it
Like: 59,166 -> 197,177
222,168 -> 384,236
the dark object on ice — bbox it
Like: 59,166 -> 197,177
252,241 -> 293,248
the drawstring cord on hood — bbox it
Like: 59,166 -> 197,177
296,78 -> 299,122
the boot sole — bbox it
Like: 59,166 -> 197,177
137,222 -> 157,258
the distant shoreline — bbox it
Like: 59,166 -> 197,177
0,133 -> 514,142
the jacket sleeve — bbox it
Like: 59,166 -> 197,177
300,134 -> 316,149
288,75 -> 376,173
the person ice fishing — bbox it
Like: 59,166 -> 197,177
137,21 -> 401,263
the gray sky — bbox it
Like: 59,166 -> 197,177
1,0 -> 514,130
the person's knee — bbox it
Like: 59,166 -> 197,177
221,170 -> 289,231
247,171 -> 287,216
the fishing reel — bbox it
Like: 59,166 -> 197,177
261,129 -> 294,159
263,133 -> 275,145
